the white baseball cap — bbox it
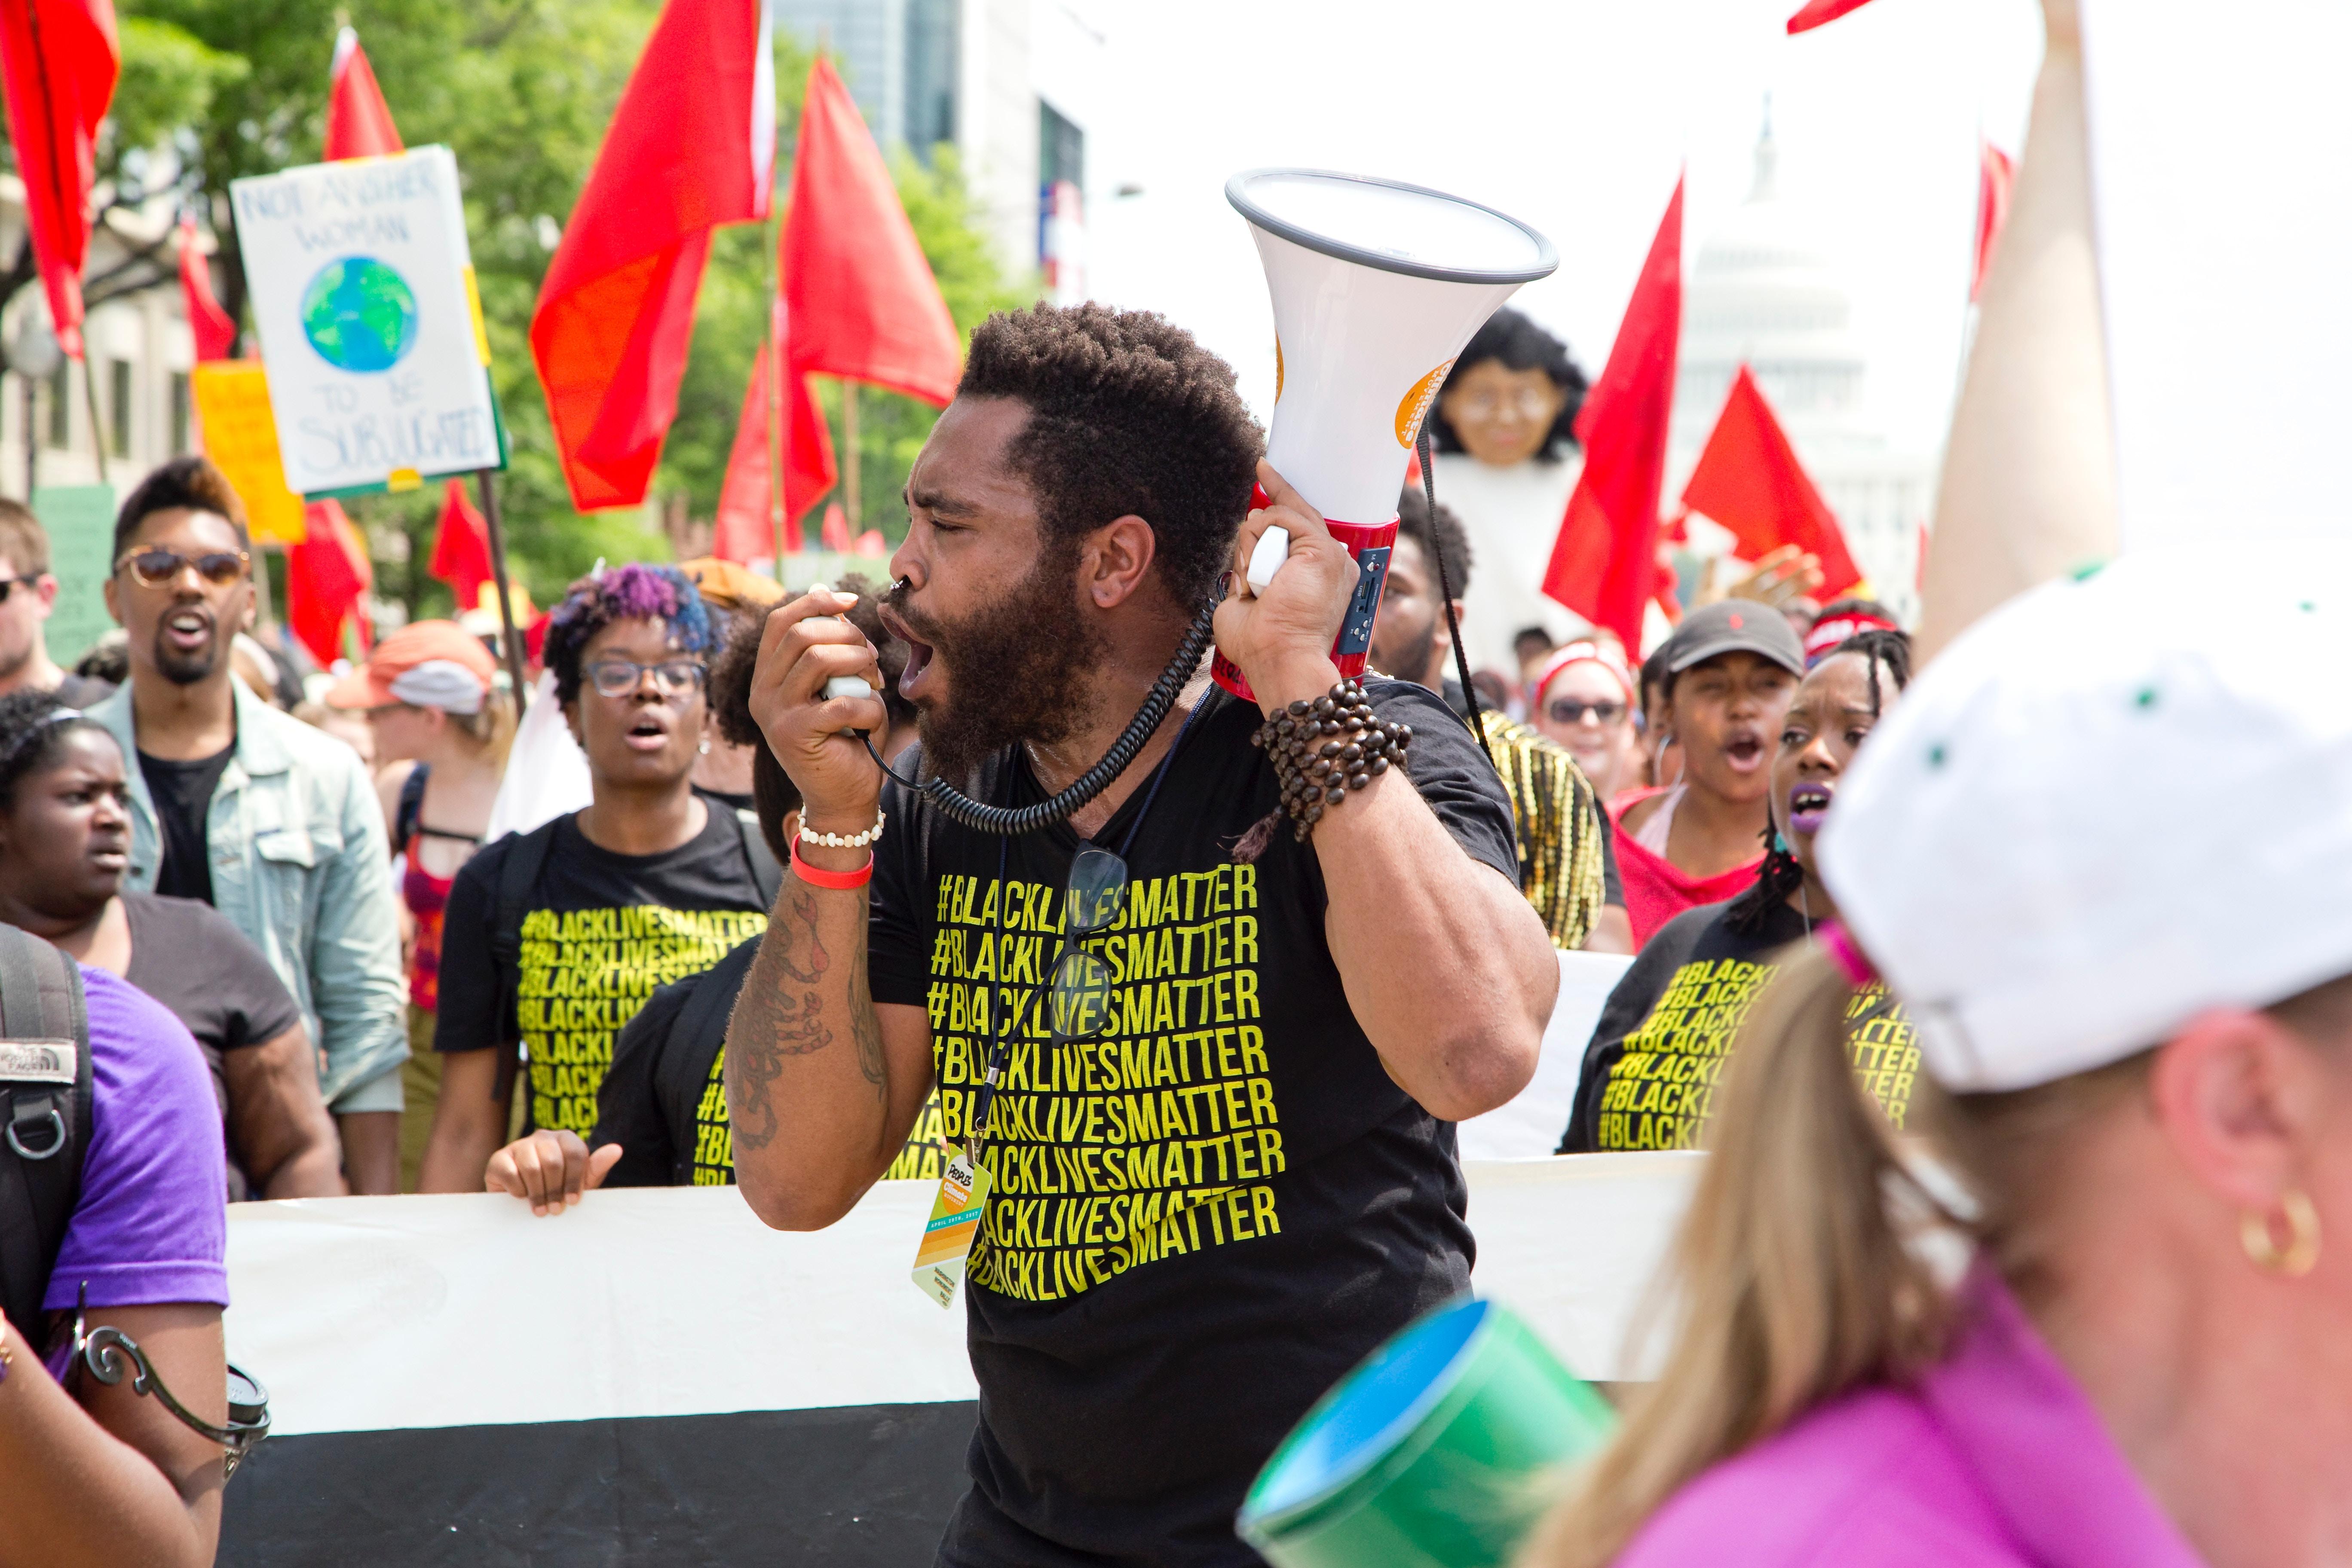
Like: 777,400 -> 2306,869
1818,548 -> 2352,1092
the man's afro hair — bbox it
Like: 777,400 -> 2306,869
957,303 -> 1263,609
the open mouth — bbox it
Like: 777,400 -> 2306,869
1788,782 -> 1834,836
623,713 -> 671,751
163,607 -> 211,654
880,605 -> 937,701
1724,730 -> 1767,773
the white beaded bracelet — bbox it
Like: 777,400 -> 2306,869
800,811 -> 886,849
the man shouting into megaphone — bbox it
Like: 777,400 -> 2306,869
735,302 -> 1558,1566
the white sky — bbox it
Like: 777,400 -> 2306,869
1081,0 -> 2045,457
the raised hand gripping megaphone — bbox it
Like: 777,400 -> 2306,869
1212,170 -> 1558,701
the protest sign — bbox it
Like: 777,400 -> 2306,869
190,362 -> 308,544
33,485 -> 115,670
229,146 -> 500,497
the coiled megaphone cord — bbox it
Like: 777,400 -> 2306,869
1418,426 -> 1496,765
862,596 -> 1221,836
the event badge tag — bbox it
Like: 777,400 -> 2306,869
911,1150 -> 991,1308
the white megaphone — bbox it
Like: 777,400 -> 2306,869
1212,169 -> 1558,701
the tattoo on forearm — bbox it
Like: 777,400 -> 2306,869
726,888 -> 885,1152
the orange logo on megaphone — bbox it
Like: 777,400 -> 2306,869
1210,169 -> 1557,702
1394,361 -> 1453,449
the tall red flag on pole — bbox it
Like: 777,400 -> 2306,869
178,217 -> 236,361
1972,139 -> 2017,303
714,55 -> 960,561
1540,176 -> 1684,654
324,28 -> 404,161
0,0 -> 119,361
1681,364 -> 1861,599
531,0 -> 777,512
427,479 -> 495,613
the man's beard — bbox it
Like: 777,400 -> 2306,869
150,612 -> 227,687
895,544 -> 1108,784
1371,610 -> 1440,691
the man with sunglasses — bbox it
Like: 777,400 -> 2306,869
1368,486 -> 1631,955
733,304 -> 1561,1568
0,500 -> 116,706
84,458 -> 409,1191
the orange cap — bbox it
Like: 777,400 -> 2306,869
325,619 -> 498,713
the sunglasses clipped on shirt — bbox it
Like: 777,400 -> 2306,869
1547,698 -> 1627,726
582,655 -> 708,699
113,547 -> 251,589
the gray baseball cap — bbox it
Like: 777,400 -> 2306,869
1662,599 -> 1805,677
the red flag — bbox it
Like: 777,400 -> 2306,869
1681,364 -> 1861,599
712,301 -> 828,560
324,27 -> 404,161
1541,177 -> 1683,654
288,500 -> 375,665
1786,0 -> 1877,32
716,56 -> 959,555
1972,139 -> 2016,303
427,479 -> 494,612
531,0 -> 777,511
178,217 -> 236,361
0,0 -> 119,360
819,502 -> 852,553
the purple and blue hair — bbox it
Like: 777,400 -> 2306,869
542,563 -> 713,704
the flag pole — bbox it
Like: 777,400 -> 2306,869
474,469 -> 531,714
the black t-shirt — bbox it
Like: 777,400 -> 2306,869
140,744 -> 234,903
1558,896 -> 1920,1153
1440,677 -> 1623,913
594,936 -> 948,1188
434,805 -> 772,1136
119,891 -> 306,1200
867,680 -> 1518,1567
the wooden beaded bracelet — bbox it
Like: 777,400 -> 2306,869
1248,679 -> 1412,843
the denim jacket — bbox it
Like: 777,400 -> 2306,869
86,679 -> 409,1111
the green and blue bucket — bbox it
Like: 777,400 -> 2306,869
1237,1297 -> 1616,1568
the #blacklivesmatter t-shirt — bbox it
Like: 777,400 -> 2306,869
1558,896 -> 1920,1153
868,680 -> 1520,1568
592,936 -> 949,1189
433,806 -> 771,1135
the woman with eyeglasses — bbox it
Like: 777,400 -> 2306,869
1427,309 -> 1596,677
1529,640 -> 1644,805
417,566 -> 775,1194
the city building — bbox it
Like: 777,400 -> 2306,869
1668,113 -> 1938,624
771,0 -> 1103,297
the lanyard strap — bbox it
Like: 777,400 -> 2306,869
964,695 -> 1211,1164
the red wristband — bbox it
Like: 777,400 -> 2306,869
790,833 -> 873,890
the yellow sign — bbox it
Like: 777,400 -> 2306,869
190,362 -> 307,545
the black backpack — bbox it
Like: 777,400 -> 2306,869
486,805 -> 780,1114
0,926 -> 94,1341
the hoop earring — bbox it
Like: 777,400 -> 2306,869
2241,1190 -> 2321,1277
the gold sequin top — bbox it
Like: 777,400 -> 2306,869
1470,709 -> 1608,951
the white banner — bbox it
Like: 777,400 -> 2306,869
225,1155 -> 1697,1438
230,146 -> 500,496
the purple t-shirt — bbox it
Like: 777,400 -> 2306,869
38,967 -> 228,1366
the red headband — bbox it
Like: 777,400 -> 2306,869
1803,611 -> 1899,665
1530,640 -> 1635,706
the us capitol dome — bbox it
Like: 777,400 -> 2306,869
1668,108 -> 1937,623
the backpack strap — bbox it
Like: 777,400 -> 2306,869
488,818 -> 564,1121
728,805 -> 782,909
0,928 -> 92,1342
393,763 -> 429,858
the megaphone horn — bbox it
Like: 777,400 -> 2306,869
1213,169 -> 1558,701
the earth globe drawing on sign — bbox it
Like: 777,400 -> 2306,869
300,257 -> 419,373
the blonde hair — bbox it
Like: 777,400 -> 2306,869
1521,949 -> 2153,1568
440,687 -> 518,773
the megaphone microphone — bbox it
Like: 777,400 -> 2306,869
1213,169 -> 1557,701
